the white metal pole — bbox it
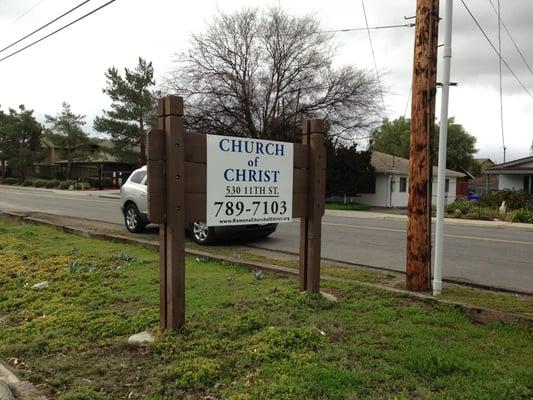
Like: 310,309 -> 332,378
433,0 -> 453,296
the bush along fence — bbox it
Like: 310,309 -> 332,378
2,163 -> 134,189
3,177 -> 109,190
1,170 -> 136,189
446,190 -> 533,223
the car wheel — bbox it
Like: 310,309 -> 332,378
259,231 -> 275,240
191,221 -> 215,245
124,203 -> 146,233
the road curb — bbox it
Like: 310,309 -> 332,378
0,210 -> 532,328
97,195 -> 121,200
246,244 -> 531,296
325,209 -> 533,230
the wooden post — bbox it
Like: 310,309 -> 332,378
147,124 -> 167,329
156,100 -> 169,330
406,0 -> 439,291
304,119 -> 326,293
165,96 -> 185,329
153,96 -> 186,330
299,122 -> 310,291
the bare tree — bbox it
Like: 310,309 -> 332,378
166,8 -> 383,143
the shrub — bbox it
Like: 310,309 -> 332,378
507,209 -> 533,223
45,179 -> 60,188
446,200 -> 500,220
22,179 -> 32,186
32,178 -> 48,187
445,199 -> 471,215
78,181 -> 90,190
59,180 -> 76,190
477,190 -> 533,211
4,177 -> 19,185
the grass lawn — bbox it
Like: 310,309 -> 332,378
0,218 -> 532,400
185,242 -> 533,316
325,202 -> 370,211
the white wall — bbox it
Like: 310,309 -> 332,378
357,174 -> 391,206
390,175 -> 409,207
498,174 -> 524,190
357,174 -> 458,207
432,177 -> 457,206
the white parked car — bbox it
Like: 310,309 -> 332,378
120,166 -> 277,244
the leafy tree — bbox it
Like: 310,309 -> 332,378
94,57 -> 157,165
0,105 -> 43,179
45,102 -> 90,179
444,119 -> 480,176
166,7 -> 382,143
326,139 -> 375,197
371,117 -> 480,175
370,117 -> 410,159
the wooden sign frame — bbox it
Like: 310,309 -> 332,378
147,95 -> 326,330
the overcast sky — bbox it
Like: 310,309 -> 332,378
0,0 -> 532,164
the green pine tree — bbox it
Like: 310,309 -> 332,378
45,102 -> 89,179
94,57 -> 157,165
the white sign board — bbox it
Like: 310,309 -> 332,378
206,135 -> 293,227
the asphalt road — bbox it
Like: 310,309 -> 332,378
1,185 -> 532,293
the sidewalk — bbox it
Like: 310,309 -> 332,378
325,209 -> 533,230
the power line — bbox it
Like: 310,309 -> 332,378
321,22 -> 415,34
459,0 -> 533,99
0,0 -> 116,64
0,0 -> 93,54
361,0 -> 386,112
487,0 -> 533,76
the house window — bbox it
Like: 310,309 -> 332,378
399,177 -> 407,192
445,179 -> 450,193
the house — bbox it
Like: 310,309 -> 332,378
356,151 -> 465,208
475,158 -> 496,170
15,138 -> 136,187
469,158 -> 498,195
484,155 -> 533,194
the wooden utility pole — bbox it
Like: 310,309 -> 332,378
406,0 -> 439,291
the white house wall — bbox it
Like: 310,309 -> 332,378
498,174 -> 524,190
357,173 -> 458,207
357,174 -> 391,206
390,175 -> 409,207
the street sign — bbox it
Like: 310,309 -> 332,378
206,135 -> 293,227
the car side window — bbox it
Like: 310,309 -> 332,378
129,170 -> 146,184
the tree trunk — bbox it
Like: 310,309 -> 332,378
67,147 -> 72,180
139,117 -> 147,165
1,159 -> 5,182
406,0 -> 439,291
